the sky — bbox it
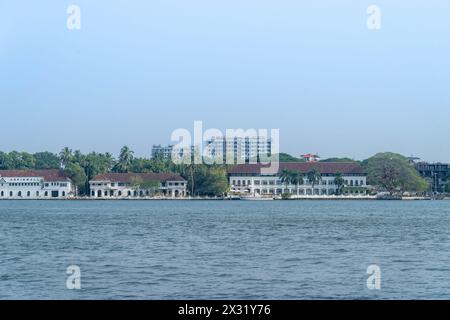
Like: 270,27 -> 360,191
1,0 -> 449,162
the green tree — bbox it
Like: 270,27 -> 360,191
290,171 -> 304,195
187,166 -> 228,197
114,146 -> 134,173
280,168 -> 293,192
0,152 -> 12,169
362,152 -> 429,194
64,162 -> 87,195
307,168 -> 322,192
334,171 -> 345,195
59,147 -> 73,168
445,181 -> 450,193
8,151 -> 35,169
34,151 -> 60,169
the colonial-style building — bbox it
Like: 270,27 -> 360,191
228,162 -> 369,196
89,173 -> 187,198
0,170 -> 73,199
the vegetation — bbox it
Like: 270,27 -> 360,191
334,171 -> 345,195
321,157 -> 357,163
277,153 -> 304,162
362,152 -> 429,195
445,181 -> 450,193
307,169 -> 322,190
0,149 -> 440,196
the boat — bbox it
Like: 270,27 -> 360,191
240,194 -> 274,201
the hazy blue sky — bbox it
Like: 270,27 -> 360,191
1,0 -> 449,161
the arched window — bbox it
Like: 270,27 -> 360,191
128,191 -> 131,196
45,191 -> 48,197
62,191 -> 66,197
9,191 -> 13,197
36,191 -> 39,197
18,191 -> 22,197
27,191 -> 31,197
0,191 -> 3,197
118,191 -> 122,196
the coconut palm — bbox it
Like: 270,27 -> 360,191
334,171 -> 345,195
280,168 -> 293,193
307,168 -> 322,194
114,146 -> 134,173
59,147 -> 73,168
290,171 -> 304,195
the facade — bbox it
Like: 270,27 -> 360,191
301,153 -> 320,162
204,136 -> 272,164
89,173 -> 187,198
228,162 -> 369,196
414,162 -> 449,193
0,170 -> 73,199
151,144 -> 195,161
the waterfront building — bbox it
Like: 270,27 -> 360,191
228,162 -> 369,196
0,170 -> 73,199
414,162 -> 449,193
89,173 -> 187,198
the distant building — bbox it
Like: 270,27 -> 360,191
0,170 -> 73,199
151,144 -> 194,161
301,153 -> 320,162
228,162 -> 369,196
89,173 -> 187,198
414,162 -> 449,193
204,136 -> 272,164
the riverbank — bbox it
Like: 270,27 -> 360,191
0,196 -> 444,201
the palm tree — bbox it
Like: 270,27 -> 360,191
334,171 -> 345,195
59,147 -> 73,168
307,168 -> 322,195
280,168 -> 293,193
290,171 -> 304,196
115,146 -> 134,173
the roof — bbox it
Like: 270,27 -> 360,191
228,162 -> 366,175
0,169 -> 70,182
91,172 -> 186,183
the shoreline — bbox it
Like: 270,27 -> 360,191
0,197 -> 447,201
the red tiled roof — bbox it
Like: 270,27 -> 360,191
0,169 -> 70,182
228,162 -> 366,175
91,173 -> 186,183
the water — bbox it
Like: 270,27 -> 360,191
0,200 -> 449,300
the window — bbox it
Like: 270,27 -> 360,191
27,191 -> 31,197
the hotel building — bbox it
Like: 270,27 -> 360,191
0,170 -> 73,199
204,136 -> 272,164
228,162 -> 369,196
89,173 -> 187,198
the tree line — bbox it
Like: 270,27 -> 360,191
0,147 -> 229,196
0,149 -> 441,196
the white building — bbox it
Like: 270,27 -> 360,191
151,144 -> 195,161
205,136 -> 272,164
0,170 -> 73,199
89,173 -> 187,198
228,162 -> 369,196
